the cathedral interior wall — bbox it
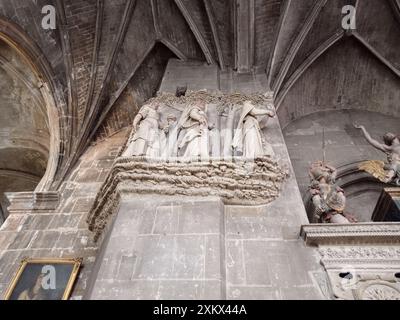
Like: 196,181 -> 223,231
284,110 -> 400,222
278,37 -> 400,129
0,0 -> 399,301
0,131 -> 126,299
84,61 -> 326,300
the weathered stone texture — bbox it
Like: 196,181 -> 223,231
88,197 -> 225,300
0,0 -> 66,87
0,0 -> 399,301
278,37 -> 400,127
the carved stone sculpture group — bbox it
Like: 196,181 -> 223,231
123,93 -> 276,161
87,92 -> 290,240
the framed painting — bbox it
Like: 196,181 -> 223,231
4,258 -> 82,300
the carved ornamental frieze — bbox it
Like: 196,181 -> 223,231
320,246 -> 400,300
302,224 -> 400,300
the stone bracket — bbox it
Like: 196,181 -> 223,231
87,156 -> 289,241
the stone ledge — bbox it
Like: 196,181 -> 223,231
4,192 -> 60,215
301,223 -> 400,246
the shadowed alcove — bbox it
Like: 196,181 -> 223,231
0,38 -> 50,223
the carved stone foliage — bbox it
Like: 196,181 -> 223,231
320,246 -> 400,261
357,283 -> 400,300
87,157 -> 289,241
319,245 -> 400,300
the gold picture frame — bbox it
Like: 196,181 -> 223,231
4,258 -> 82,300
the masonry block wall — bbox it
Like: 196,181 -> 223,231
0,131 -> 127,299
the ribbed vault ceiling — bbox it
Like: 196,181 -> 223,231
0,0 -> 399,188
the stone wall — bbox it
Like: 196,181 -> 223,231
0,130 -> 127,299
64,0 -> 98,122
0,0 -> 66,88
88,197 -> 226,300
0,39 -> 51,221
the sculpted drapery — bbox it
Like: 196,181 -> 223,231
123,103 -> 161,158
177,101 -> 209,159
123,97 -> 278,161
232,101 -> 275,159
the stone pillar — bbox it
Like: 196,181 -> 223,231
234,0 -> 255,73
88,196 -> 225,300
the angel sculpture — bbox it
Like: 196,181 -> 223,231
354,124 -> 400,186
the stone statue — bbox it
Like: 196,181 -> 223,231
161,114 -> 178,159
309,161 -> 337,185
123,103 -> 161,158
232,101 -> 275,159
208,122 -> 220,158
308,162 -> 357,224
121,93 -> 279,161
354,124 -> 400,185
177,100 -> 209,159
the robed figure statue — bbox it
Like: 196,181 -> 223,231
177,101 -> 209,159
123,103 -> 161,158
232,101 -> 275,159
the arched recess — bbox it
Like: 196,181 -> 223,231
277,36 -> 400,128
0,17 -> 66,193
